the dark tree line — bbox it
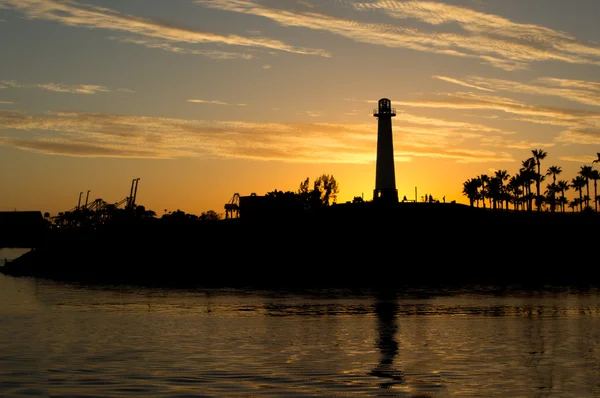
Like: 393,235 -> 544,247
264,174 -> 340,210
462,150 -> 600,213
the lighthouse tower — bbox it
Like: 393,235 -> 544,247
373,98 -> 398,203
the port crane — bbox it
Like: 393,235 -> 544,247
59,179 -> 141,227
224,193 -> 240,219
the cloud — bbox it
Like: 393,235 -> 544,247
554,129 -> 600,145
195,0 -> 600,70
1,0 -> 329,57
0,79 -> 131,95
302,110 -> 323,117
0,101 -> 13,104
396,92 -> 599,120
433,76 -> 495,92
558,155 -> 600,163
187,99 -> 247,106
396,91 -> 600,146
479,136 -> 555,150
436,75 -> 600,107
106,36 -> 254,60
0,109 -> 513,163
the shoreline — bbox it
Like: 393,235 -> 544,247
2,203 -> 599,288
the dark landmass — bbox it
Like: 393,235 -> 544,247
2,202 -> 599,289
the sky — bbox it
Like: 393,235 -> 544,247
1,0 -> 600,217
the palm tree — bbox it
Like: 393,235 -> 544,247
507,176 -> 523,211
520,158 -> 536,211
557,180 -> 570,213
478,174 -> 489,209
593,152 -> 600,164
488,177 -> 502,210
531,149 -> 547,211
494,170 -> 510,210
462,178 -> 481,207
571,176 -> 586,212
568,199 -> 578,213
590,169 -> 600,212
546,165 -> 562,212
579,165 -> 593,208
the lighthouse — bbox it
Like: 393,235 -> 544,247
373,98 -> 398,203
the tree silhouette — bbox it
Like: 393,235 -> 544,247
478,174 -> 489,208
532,149 -> 547,211
557,180 -> 570,213
520,158 -> 536,211
313,174 -> 339,206
199,210 -> 221,221
507,176 -> 523,210
545,165 -> 562,212
590,169 -> 600,213
463,150 -> 600,214
571,176 -> 586,212
462,178 -> 480,207
494,170 -> 510,210
578,165 -> 593,208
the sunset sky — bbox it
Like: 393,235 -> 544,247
1,0 -> 600,216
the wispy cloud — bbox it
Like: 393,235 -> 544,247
433,76 -> 495,92
196,0 -> 600,70
395,92 -> 600,146
0,110 -> 513,163
554,129 -> 600,146
187,99 -> 247,106
558,155 -> 600,163
435,75 -> 600,107
0,101 -> 13,104
0,80 -> 131,95
302,110 -> 323,117
0,0 -> 329,57
107,36 -> 254,60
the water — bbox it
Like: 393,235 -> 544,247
1,275 -> 600,397
0,248 -> 31,266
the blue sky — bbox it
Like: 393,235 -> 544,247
1,0 -> 600,215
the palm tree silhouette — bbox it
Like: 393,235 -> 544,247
590,169 -> 600,213
507,176 -> 523,210
531,149 -> 547,211
545,165 -> 562,212
571,176 -> 586,212
568,199 -> 578,213
478,174 -> 489,208
593,152 -> 600,164
494,170 -> 510,210
462,178 -> 481,207
578,165 -> 593,209
520,158 -> 536,211
557,180 -> 570,213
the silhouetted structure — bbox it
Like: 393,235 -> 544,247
0,211 -> 46,248
373,98 -> 398,203
224,193 -> 240,219
126,178 -> 140,211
